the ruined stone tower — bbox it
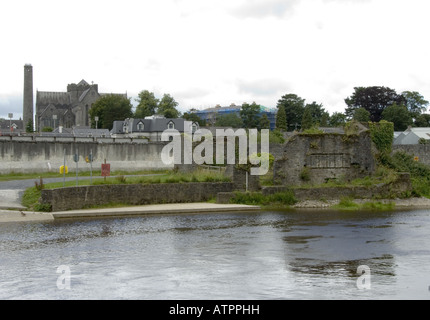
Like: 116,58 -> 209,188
23,64 -> 34,130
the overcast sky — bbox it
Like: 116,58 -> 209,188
1,0 -> 429,119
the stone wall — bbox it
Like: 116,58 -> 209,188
392,144 -> 430,166
41,182 -> 234,212
262,173 -> 412,200
0,136 -> 172,174
273,130 -> 376,186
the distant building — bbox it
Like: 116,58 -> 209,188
192,103 -> 277,130
0,118 -> 24,135
393,127 -> 430,145
111,117 -> 200,141
35,79 -> 127,132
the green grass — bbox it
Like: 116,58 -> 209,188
0,169 -> 170,182
331,197 -> 395,211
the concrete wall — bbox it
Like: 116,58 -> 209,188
41,182 -> 234,211
0,136 -> 172,174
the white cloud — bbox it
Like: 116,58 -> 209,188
1,0 -> 429,118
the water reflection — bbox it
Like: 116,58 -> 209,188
0,209 -> 429,299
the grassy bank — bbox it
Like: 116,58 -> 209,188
0,169 -> 170,182
330,197 -> 395,211
229,191 -> 297,209
22,170 -> 231,211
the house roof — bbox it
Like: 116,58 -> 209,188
393,127 -> 430,144
36,91 -> 71,106
112,118 -> 199,134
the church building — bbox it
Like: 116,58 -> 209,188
35,79 -> 127,131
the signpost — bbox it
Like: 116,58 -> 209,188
73,151 -> 79,186
101,163 -> 110,182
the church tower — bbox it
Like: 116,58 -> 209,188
23,64 -> 34,131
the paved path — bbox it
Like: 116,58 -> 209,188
0,203 -> 261,223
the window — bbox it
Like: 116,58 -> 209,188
168,121 -> 175,130
137,121 -> 144,132
192,123 -> 198,133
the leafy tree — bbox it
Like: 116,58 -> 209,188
301,106 -> 313,130
305,101 -> 329,126
345,86 -> 405,122
90,94 -> 133,130
276,94 -> 305,131
158,94 -> 180,118
215,113 -> 243,128
381,103 -> 413,131
275,104 -> 287,131
415,114 -> 430,127
402,91 -> 429,120
240,102 -> 261,129
259,113 -> 271,130
353,107 -> 371,122
328,112 -> 347,127
134,90 -> 159,118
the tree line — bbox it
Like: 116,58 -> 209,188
275,87 -> 429,132
89,86 -> 429,132
89,90 -> 182,130
89,90 -> 273,130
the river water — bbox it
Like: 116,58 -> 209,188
0,208 -> 429,300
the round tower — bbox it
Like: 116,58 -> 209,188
23,64 -> 34,131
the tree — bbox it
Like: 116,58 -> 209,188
215,113 -> 243,128
328,112 -> 346,127
301,106 -> 313,130
240,102 -> 261,129
275,104 -> 287,131
259,113 -> 271,130
25,119 -> 34,133
415,114 -> 430,127
134,90 -> 159,118
345,86 -> 405,122
381,103 -> 413,131
89,94 -> 133,130
276,94 -> 305,131
305,101 -> 329,126
353,107 -> 371,122
158,94 -> 180,118
402,91 -> 429,120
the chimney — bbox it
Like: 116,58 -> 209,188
23,64 -> 34,131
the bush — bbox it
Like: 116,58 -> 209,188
230,191 -> 297,207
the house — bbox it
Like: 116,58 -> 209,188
0,118 -> 24,135
393,127 -> 430,145
111,117 -> 200,141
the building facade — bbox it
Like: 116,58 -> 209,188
192,103 -> 277,130
111,117 -> 200,141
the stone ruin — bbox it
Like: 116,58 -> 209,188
273,123 -> 376,186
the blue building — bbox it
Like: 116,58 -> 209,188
192,104 -> 277,130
